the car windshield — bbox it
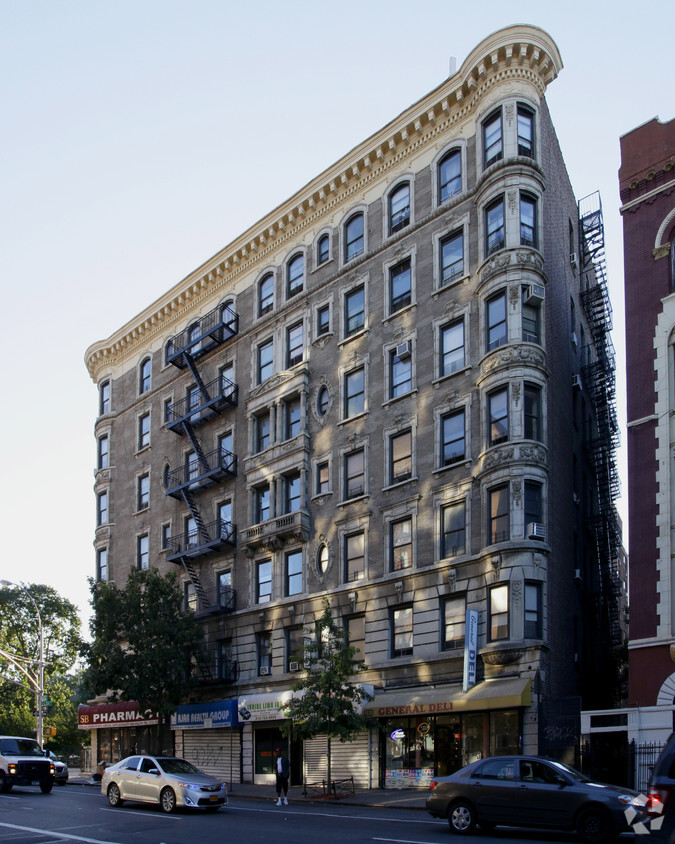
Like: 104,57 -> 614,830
0,739 -> 44,757
157,758 -> 201,775
547,759 -> 591,783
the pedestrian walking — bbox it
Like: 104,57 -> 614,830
274,747 -> 290,805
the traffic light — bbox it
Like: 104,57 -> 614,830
42,726 -> 56,738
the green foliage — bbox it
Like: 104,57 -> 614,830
0,583 -> 84,749
281,598 -> 372,785
82,568 -> 202,718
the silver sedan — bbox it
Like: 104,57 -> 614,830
101,755 -> 228,813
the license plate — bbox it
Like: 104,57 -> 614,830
209,795 -> 218,801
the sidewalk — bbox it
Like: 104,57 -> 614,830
69,769 -> 428,810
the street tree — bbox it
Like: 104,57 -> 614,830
0,583 -> 84,744
82,568 -> 203,752
281,598 -> 372,792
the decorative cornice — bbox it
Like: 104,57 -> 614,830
85,25 -> 562,383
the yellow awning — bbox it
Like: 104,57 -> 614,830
363,677 -> 531,719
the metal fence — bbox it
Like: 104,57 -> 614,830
580,740 -> 664,793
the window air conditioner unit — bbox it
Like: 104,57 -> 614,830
288,661 -> 300,672
524,284 -> 545,305
259,665 -> 270,676
572,374 -> 582,390
527,522 -> 546,540
570,252 -> 578,270
396,341 -> 412,359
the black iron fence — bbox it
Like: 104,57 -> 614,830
580,739 -> 664,793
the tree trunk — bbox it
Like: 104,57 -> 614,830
327,736 -> 332,795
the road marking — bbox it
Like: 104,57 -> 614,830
226,804 -> 444,825
373,839 -> 445,844
100,807 -> 182,820
0,822 -> 124,844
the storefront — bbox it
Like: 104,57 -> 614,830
238,690 -> 303,785
171,699 -> 240,786
363,677 -> 532,788
78,701 -> 160,768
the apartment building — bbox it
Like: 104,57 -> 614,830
85,24 -> 621,787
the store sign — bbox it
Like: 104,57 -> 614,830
78,702 -> 158,730
237,690 -> 302,722
463,609 -> 478,692
170,700 -> 238,730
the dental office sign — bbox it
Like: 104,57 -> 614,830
462,609 -> 478,692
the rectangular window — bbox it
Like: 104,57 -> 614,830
257,631 -> 272,672
440,231 -> 464,285
517,105 -> 534,157
137,534 -> 149,570
98,434 -> 109,469
441,500 -> 466,558
185,449 -> 199,483
344,449 -> 365,499
286,322 -> 304,367
525,481 -> 543,531
97,491 -> 108,526
99,381 -> 110,415
483,111 -> 503,168
137,474 -> 149,510
345,286 -> 365,336
520,194 -> 537,247
138,413 -> 150,450
391,606 -> 413,657
284,472 -> 301,513
345,368 -> 365,418
255,484 -> 270,523
286,626 -> 305,671
524,384 -> 542,441
164,397 -> 173,424
218,571 -> 233,610
255,411 -> 271,452
525,582 -> 542,638
488,388 -> 509,445
185,516 -> 198,549
390,346 -> 412,398
219,431 -> 235,474
317,304 -> 330,336
218,500 -> 232,535
161,523 -> 171,550
486,197 -> 505,256
391,517 -> 412,571
489,485 -> 509,544
390,429 -> 412,483
441,409 -> 465,466
522,295 -> 540,344
284,396 -> 301,439
257,338 -> 274,384
316,460 -> 330,495
345,615 -> 365,662
185,581 -> 197,612
489,584 -> 509,641
389,258 -> 412,313
440,319 -> 465,376
487,292 -> 507,351
256,560 -> 272,603
345,531 -> 365,582
285,550 -> 303,596
97,548 -> 108,581
443,596 -> 466,651
220,362 -> 235,401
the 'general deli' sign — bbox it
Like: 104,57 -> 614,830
364,701 -> 454,718
78,702 -> 158,729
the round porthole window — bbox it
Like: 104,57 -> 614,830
317,385 -> 329,417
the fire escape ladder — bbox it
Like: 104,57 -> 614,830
180,557 -> 209,608
184,353 -> 210,400
180,420 -> 211,474
181,487 -> 210,542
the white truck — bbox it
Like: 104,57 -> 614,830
0,736 -> 54,793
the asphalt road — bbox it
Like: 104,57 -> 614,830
0,783 -> 636,844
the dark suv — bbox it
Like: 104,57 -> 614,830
648,732 -> 675,840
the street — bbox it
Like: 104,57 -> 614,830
0,783 -> 638,844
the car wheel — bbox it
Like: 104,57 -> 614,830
448,800 -> 477,834
107,782 -> 124,807
0,774 -> 12,794
40,781 -> 53,794
577,807 -> 612,844
160,787 -> 177,814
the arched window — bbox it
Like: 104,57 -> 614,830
317,234 -> 330,266
139,358 -> 151,394
344,213 -> 364,262
258,273 -> 274,317
438,150 -> 461,203
389,183 -> 410,235
287,254 -> 304,298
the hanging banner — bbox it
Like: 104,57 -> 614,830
463,609 -> 479,692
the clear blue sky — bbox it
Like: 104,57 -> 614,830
1,0 -> 671,632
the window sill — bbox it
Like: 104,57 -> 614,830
432,368 -> 471,387
382,389 -> 417,408
433,273 -> 470,294
338,494 -> 369,508
382,476 -> 418,492
338,411 -> 368,427
339,328 -> 369,347
383,302 -> 416,324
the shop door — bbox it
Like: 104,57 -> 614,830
435,716 -> 462,777
255,727 -> 285,776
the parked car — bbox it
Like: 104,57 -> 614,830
101,754 -> 228,813
426,755 -> 644,842
45,751 -> 68,785
647,732 -> 675,841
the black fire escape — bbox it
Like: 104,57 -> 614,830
578,192 -> 623,679
164,301 -> 239,673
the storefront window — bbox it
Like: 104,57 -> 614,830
489,709 -> 521,756
255,727 -> 286,775
383,717 -> 434,787
462,712 -> 485,766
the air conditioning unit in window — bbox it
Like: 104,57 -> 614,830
524,284 -> 545,305
396,341 -> 412,359
288,661 -> 300,672
572,374 -> 582,391
259,666 -> 270,676
570,252 -> 579,270
527,522 -> 546,540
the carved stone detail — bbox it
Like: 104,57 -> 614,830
481,648 -> 524,666
483,447 -> 515,469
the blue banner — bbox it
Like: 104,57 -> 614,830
170,699 -> 238,730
